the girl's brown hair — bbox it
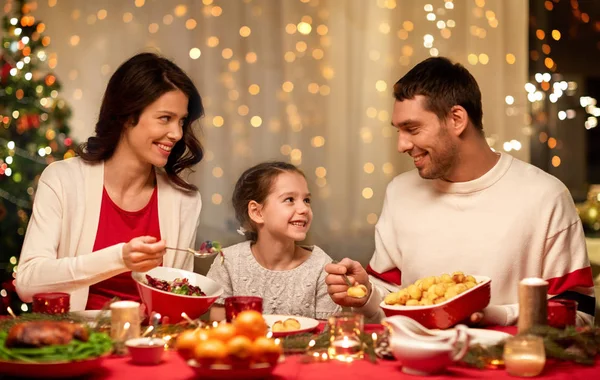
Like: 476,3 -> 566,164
232,161 -> 305,241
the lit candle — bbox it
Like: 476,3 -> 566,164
504,354 -> 545,377
503,335 -> 546,377
328,336 -> 362,360
327,312 -> 364,361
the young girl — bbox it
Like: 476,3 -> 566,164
16,53 -> 204,310
207,162 -> 341,320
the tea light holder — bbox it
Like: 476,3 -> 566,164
518,278 -> 548,334
327,312 -> 364,361
503,335 -> 546,377
32,292 -> 70,314
547,299 -> 577,329
110,301 -> 142,355
224,296 -> 263,322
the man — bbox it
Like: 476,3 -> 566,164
326,57 -> 595,326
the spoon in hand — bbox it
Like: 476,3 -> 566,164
332,260 -> 368,298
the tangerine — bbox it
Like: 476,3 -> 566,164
252,336 -> 282,366
175,330 -> 200,360
193,339 -> 228,367
226,335 -> 254,368
210,322 -> 237,343
233,310 -> 268,339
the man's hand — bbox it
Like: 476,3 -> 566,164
325,258 -> 371,307
122,236 -> 166,272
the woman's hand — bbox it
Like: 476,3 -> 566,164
122,236 -> 166,272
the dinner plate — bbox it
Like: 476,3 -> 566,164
263,314 -> 319,337
188,361 -> 277,380
0,354 -> 109,378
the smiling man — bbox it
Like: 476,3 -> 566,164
325,57 -> 595,326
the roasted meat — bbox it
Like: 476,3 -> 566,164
5,321 -> 89,348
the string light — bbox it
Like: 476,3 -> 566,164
1,0 -> 592,266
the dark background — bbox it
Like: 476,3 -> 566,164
529,0 -> 600,188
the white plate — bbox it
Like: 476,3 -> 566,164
263,314 -> 319,337
71,310 -> 111,321
431,328 -> 511,346
71,310 -> 111,328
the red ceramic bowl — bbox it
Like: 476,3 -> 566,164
380,275 -> 491,329
132,267 -> 223,323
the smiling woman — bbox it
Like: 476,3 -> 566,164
15,53 -> 206,311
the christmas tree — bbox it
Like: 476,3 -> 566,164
1,0 -> 76,314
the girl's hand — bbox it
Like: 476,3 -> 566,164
122,236 -> 166,272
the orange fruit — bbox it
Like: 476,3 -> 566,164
233,310 -> 268,340
252,336 -> 282,366
193,339 -> 228,367
175,330 -> 200,360
210,322 -> 237,343
226,335 -> 254,368
196,329 -> 211,342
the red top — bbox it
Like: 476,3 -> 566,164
85,187 -> 161,310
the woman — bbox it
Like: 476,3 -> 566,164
16,52 -> 204,311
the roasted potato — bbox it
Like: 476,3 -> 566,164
383,272 -> 479,306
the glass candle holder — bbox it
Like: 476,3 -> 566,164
327,312 -> 364,361
224,296 -> 263,322
32,292 -> 70,314
503,335 -> 546,377
547,299 -> 577,329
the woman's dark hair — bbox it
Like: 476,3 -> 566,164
232,161 -> 305,241
77,52 -> 204,191
394,57 -> 484,132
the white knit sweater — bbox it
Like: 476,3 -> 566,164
357,153 -> 595,326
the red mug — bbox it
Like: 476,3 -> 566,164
224,296 -> 263,322
547,299 -> 577,328
32,292 -> 70,314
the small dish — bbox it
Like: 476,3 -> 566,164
125,337 -> 166,365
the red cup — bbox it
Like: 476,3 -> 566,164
547,299 -> 577,328
224,296 -> 263,322
32,292 -> 70,314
